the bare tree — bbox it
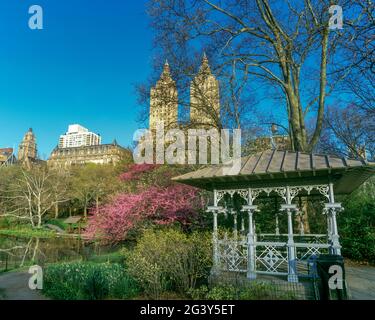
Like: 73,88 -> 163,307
317,104 -> 375,160
0,166 -> 69,228
49,167 -> 71,219
337,1 -> 374,113
141,0 -> 373,151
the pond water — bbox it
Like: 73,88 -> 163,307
0,235 -> 117,272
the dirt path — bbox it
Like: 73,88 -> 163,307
0,271 -> 48,300
346,265 -> 375,300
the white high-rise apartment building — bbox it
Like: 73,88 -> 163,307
59,124 -> 101,148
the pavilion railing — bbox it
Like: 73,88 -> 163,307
258,234 -> 327,244
254,241 -> 288,276
217,239 -> 248,273
215,235 -> 331,278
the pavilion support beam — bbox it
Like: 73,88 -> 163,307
327,183 -> 342,256
275,214 -> 280,235
243,189 -> 258,280
326,211 -> 333,249
233,211 -> 238,240
208,191 -> 224,276
282,186 -> 299,283
208,207 -> 222,275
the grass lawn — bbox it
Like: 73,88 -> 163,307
0,226 -> 56,238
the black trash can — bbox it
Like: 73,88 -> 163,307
316,254 -> 348,300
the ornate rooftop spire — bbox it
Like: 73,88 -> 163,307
149,59 -> 178,129
160,59 -> 172,80
199,52 -> 212,75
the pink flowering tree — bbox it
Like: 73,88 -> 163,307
119,164 -> 158,182
85,164 -> 207,243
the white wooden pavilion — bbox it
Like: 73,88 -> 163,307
173,150 -> 375,283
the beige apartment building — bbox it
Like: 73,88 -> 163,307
149,54 -> 220,130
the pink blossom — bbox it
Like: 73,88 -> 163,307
119,164 -> 158,181
85,184 -> 205,243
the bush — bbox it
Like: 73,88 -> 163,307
46,219 -> 68,231
339,180 -> 375,263
124,228 -> 212,299
43,262 -> 140,300
88,251 -> 125,264
188,283 -> 296,300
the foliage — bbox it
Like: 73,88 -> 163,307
120,164 -> 159,183
43,262 -> 140,300
0,163 -> 125,229
141,1 -> 373,152
188,283 -> 296,300
338,179 -> 375,263
124,228 -> 212,299
0,166 -> 67,228
0,226 -> 55,238
46,219 -> 68,231
69,164 -> 122,217
0,218 -> 12,229
88,251 -> 125,264
85,164 -> 207,242
120,164 -> 197,191
317,104 -> 374,160
85,184 -> 204,241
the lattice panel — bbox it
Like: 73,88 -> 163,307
255,245 -> 288,273
218,241 -> 248,272
296,246 -> 329,261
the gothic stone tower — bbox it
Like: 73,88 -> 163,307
190,53 -> 220,128
18,128 -> 37,162
149,61 -> 178,130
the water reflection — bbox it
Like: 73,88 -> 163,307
0,235 -> 115,272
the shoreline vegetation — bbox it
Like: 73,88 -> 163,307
0,226 -> 56,238
0,163 -> 373,300
0,225 -> 85,239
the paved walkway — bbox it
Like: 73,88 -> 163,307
346,265 -> 375,300
0,271 -> 48,300
0,265 -> 374,300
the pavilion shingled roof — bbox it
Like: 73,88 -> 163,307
172,150 -> 375,194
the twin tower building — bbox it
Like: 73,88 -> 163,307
149,54 -> 220,130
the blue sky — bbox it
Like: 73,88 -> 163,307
0,0 -> 152,159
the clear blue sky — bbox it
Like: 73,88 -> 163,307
0,0 -> 152,159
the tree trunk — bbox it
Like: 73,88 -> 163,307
84,205 -> 87,218
296,197 -> 310,234
54,202 -> 59,219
